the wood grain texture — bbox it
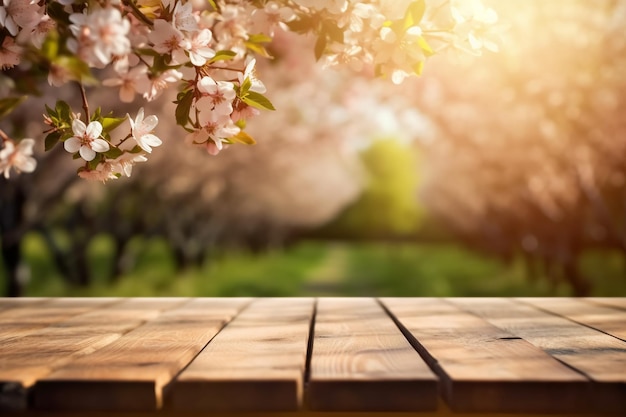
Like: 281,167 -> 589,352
166,298 -> 314,412
0,298 -> 119,343
0,298 -> 189,411
519,297 -> 626,341
33,298 -> 250,412
381,298 -> 589,413
451,297 -> 626,414
0,298 -> 49,313
585,297 -> 626,311
308,298 -> 437,412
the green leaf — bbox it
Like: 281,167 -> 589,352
102,116 -> 127,132
53,56 -> 97,85
239,77 -> 252,97
404,0 -> 426,29
247,33 -> 272,44
55,100 -> 71,123
230,131 -> 256,145
91,107 -> 102,122
41,30 -> 60,60
413,60 -> 425,76
418,36 -> 434,56
103,146 -> 123,159
135,48 -> 162,57
44,131 -> 62,151
235,118 -> 246,129
0,96 -> 26,120
244,42 -> 272,58
175,89 -> 194,127
87,154 -> 103,170
208,50 -> 237,64
129,145 -> 144,153
241,91 -> 275,111
46,1 -> 71,25
314,33 -> 327,61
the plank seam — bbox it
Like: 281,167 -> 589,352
303,297 -> 318,385
376,299 -> 449,385
159,298 -> 255,406
514,298 -> 626,344
468,298 -> 597,383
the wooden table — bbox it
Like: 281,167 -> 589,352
0,297 -> 624,416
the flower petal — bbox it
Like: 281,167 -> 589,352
142,114 -> 158,131
86,121 -> 103,139
135,107 -> 145,125
142,133 -> 162,148
79,145 -> 96,161
64,137 -> 81,153
17,156 -> 36,173
90,138 -> 110,153
18,138 -> 35,154
72,119 -> 87,136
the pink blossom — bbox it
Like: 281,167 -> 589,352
197,76 -> 236,115
103,66 -> 150,103
128,107 -> 161,153
0,36 -> 21,70
64,119 -> 110,161
182,28 -> 215,66
149,19 -> 187,63
0,138 -> 36,178
0,0 -> 41,36
68,8 -> 131,68
143,69 -> 182,101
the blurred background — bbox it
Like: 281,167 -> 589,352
1,0 -> 626,297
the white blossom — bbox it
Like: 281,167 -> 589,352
0,0 -> 41,36
0,138 -> 36,178
182,28 -> 215,66
197,76 -> 236,115
64,119 -> 110,161
68,8 -> 131,68
128,107 -> 161,153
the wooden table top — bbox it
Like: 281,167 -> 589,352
0,297 -> 624,416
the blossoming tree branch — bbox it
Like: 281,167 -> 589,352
0,0 -> 498,181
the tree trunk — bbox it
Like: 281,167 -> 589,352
110,235 -> 131,282
0,179 -> 25,297
563,255 -> 591,296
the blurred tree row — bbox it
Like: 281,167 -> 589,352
0,39 -> 365,295
414,0 -> 626,295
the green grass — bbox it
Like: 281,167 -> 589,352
2,233 -> 626,296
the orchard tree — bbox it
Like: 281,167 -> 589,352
0,0 -> 500,295
414,0 -> 626,295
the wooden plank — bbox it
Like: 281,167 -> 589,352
451,298 -> 626,414
165,298 -> 314,412
0,298 -> 185,411
0,298 -> 119,342
381,298 -> 590,413
33,298 -> 250,412
307,298 -> 437,412
0,298 -> 49,313
520,297 -> 626,341
0,410 -> 610,417
585,297 -> 626,311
